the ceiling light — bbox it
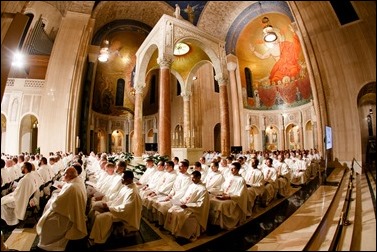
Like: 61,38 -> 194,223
174,42 -> 190,56
262,17 -> 278,43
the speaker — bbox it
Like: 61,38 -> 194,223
145,143 -> 158,151
230,146 -> 242,154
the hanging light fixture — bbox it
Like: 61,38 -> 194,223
98,39 -> 110,62
262,17 -> 278,42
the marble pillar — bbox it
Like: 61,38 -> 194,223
280,115 -> 285,150
227,61 -> 241,146
182,93 -> 191,148
217,77 -> 230,157
158,56 -> 173,157
133,86 -> 144,157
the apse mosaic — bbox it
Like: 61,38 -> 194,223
237,12 -> 313,110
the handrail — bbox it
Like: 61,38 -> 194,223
328,159 -> 355,251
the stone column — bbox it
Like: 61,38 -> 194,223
227,61 -> 241,146
261,115 -> 266,151
38,11 -> 92,155
312,121 -> 317,149
280,114 -> 286,150
217,76 -> 231,157
158,56 -> 173,157
133,85 -> 144,158
181,92 -> 191,148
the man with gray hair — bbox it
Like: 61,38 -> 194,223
36,166 -> 87,251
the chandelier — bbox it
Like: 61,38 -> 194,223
262,17 -> 278,43
98,40 -> 110,62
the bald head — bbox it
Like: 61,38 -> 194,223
64,167 -> 78,182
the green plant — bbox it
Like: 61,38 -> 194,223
146,154 -> 169,165
119,152 -> 134,164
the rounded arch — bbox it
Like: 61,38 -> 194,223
111,129 -> 124,153
96,128 -> 107,153
357,82 -> 376,164
1,113 -> 8,154
19,114 -> 39,154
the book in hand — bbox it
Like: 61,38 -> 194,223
52,180 -> 64,189
170,198 -> 182,206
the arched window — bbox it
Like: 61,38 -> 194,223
245,67 -> 254,98
213,68 -> 219,93
177,80 -> 181,96
115,79 -> 125,106
150,75 -> 156,104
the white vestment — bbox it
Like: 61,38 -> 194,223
208,175 -> 248,230
89,182 -> 142,244
274,161 -> 292,197
1,173 -> 37,225
244,168 -> 265,214
138,166 -> 157,186
203,170 -> 225,195
164,182 -> 210,239
152,172 -> 192,225
142,170 -> 176,221
36,177 -> 87,251
261,166 -> 278,206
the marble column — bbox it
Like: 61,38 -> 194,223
158,56 -> 173,157
312,121 -> 318,149
227,61 -> 241,146
38,11 -> 92,155
182,92 -> 191,148
280,114 -> 285,150
261,115 -> 266,151
133,85 -> 144,158
217,76 -> 231,157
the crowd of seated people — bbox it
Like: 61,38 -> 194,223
0,148 -> 322,249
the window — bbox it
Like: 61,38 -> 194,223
245,68 -> 254,98
330,1 -> 359,25
150,75 -> 156,104
115,79 -> 125,106
213,68 -> 219,93
177,80 -> 181,96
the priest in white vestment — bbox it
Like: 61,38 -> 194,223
151,160 -> 192,225
291,153 -> 310,185
260,157 -> 278,206
36,167 -> 87,251
208,161 -> 248,230
142,161 -> 176,221
136,158 -> 156,188
273,154 -> 292,197
203,161 -> 225,195
139,161 -> 166,199
164,171 -> 210,240
244,157 -> 265,215
1,162 -> 37,226
88,170 -> 142,245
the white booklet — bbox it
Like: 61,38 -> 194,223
170,198 -> 182,206
52,180 -> 65,189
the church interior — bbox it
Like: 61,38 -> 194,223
1,1 -> 376,251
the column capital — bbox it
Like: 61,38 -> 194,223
181,91 -> 191,101
227,61 -> 237,71
157,55 -> 173,69
215,75 -> 228,86
134,82 -> 146,94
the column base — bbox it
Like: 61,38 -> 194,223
171,148 -> 204,165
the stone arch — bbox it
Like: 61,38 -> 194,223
357,82 -> 376,164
